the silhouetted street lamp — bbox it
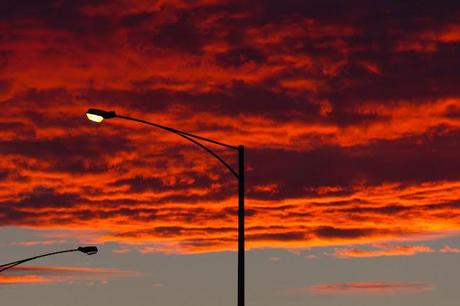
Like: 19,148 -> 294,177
0,246 -> 98,272
86,108 -> 245,306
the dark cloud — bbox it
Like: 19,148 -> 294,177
1,0 -> 114,34
216,47 -> 267,67
249,0 -> 460,29
0,169 -> 8,181
17,186 -> 85,209
156,188 -> 235,204
0,135 -> 132,173
0,121 -> 36,138
111,176 -> 166,192
119,12 -> 154,28
248,128 -> 460,200
0,207 -> 38,226
179,81 -> 321,120
0,79 -> 12,94
444,105 -> 460,119
247,146 -> 354,199
342,205 -> 411,216
82,88 -> 172,113
325,46 -> 460,106
247,231 -> 307,241
110,171 -> 220,193
314,226 -> 375,239
151,14 -> 205,53
0,187 -> 86,225
82,82 -> 321,122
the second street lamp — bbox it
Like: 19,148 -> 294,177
86,108 -> 245,306
0,246 -> 98,272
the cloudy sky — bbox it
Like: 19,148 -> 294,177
2,1 -> 460,305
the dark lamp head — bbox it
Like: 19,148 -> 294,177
77,246 -> 98,255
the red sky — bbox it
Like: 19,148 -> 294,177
2,0 -> 460,256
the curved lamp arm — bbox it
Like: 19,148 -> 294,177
0,246 -> 98,272
86,109 -> 241,179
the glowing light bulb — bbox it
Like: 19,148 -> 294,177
86,113 -> 104,123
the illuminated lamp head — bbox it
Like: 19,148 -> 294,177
86,108 -> 116,123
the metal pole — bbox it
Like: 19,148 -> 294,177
238,145 -> 245,306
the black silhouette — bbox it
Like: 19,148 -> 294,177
0,246 -> 98,272
87,108 -> 245,306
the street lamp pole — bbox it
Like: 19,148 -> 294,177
237,145 -> 245,306
86,108 -> 245,306
0,246 -> 98,272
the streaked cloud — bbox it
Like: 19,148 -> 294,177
335,244 -> 434,258
0,265 -> 140,286
10,240 -> 66,246
0,274 -> 48,285
305,282 -> 433,295
439,245 -> 460,253
1,0 -> 460,254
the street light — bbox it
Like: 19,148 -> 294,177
0,246 -> 98,272
86,108 -> 245,306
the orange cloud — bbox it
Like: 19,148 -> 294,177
10,240 -> 66,246
335,244 -> 434,258
305,282 -> 433,295
2,0 -> 460,255
0,274 -> 48,285
0,265 -> 140,286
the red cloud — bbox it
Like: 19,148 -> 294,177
2,0 -> 460,254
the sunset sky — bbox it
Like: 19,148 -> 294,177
2,1 -> 460,305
